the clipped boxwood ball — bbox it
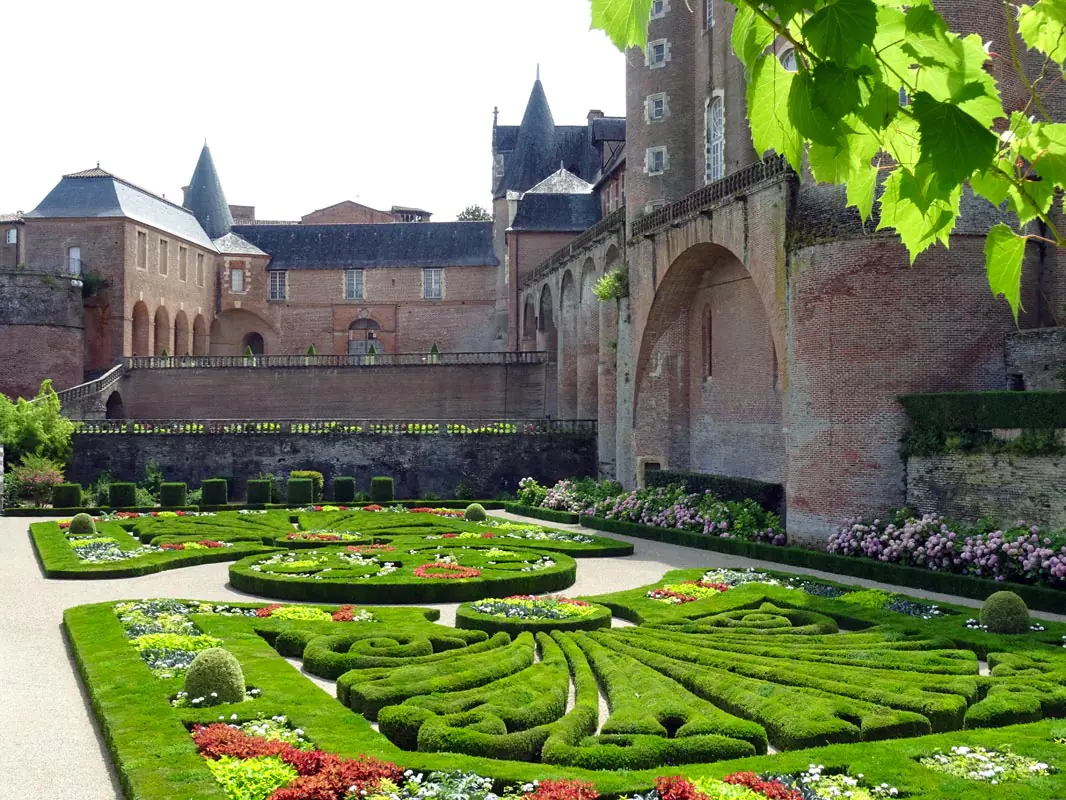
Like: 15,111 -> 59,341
68,513 -> 96,535
464,503 -> 487,522
980,591 -> 1030,634
184,648 -> 245,706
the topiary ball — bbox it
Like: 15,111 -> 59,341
980,591 -> 1030,634
68,513 -> 96,535
464,503 -> 487,522
183,648 -> 245,706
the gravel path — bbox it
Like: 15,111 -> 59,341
3,511 -> 1063,799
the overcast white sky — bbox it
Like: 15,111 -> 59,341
0,0 -> 627,221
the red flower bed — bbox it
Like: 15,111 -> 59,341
412,562 -> 481,580
346,544 -> 396,554
442,533 -> 458,539
160,543 -> 185,551
409,507 -> 436,514
255,604 -> 283,618
198,540 -> 224,548
655,777 -> 704,800
362,505 -> 384,512
647,581 -> 731,604
287,532 -> 342,542
480,532 -> 496,538
331,605 -> 362,622
723,773 -> 803,800
528,780 -> 599,800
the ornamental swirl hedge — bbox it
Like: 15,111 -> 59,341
455,598 -> 613,636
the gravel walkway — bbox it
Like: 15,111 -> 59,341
3,511 -> 1063,799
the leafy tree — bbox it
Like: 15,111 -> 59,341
0,380 -> 75,467
457,204 -> 492,221
589,0 -> 1066,320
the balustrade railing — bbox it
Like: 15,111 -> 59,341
54,363 -> 125,403
73,418 -> 597,435
123,352 -> 548,369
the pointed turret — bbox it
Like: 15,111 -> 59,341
502,76 -> 557,194
183,144 -> 233,240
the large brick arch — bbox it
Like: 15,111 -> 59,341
557,270 -> 578,418
577,258 -> 599,419
209,308 -> 279,356
537,283 -> 556,356
633,242 -> 784,484
598,245 -> 622,475
192,315 -> 208,356
521,294 -> 537,351
131,301 -> 150,357
152,306 -> 170,356
173,311 -> 190,357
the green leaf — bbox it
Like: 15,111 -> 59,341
1018,0 -> 1066,68
803,0 -> 878,65
878,167 -> 961,261
856,81 -> 900,130
788,70 -> 843,145
1020,121 -> 1066,186
969,167 -> 1011,206
748,55 -> 804,168
808,119 -> 881,220
912,91 -> 997,187
589,0 -> 655,51
984,223 -> 1027,321
904,4 -> 947,35
1006,177 -> 1056,225
811,63 -> 863,118
732,4 -> 776,70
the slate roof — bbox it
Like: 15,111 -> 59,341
232,221 -> 498,270
526,168 -> 593,195
501,79 -> 558,196
183,145 -> 233,240
510,193 -> 601,232
213,231 -> 268,256
27,168 -> 216,249
591,117 -> 626,143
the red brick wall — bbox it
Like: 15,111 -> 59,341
301,202 -> 398,224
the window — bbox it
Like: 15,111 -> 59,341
645,146 -> 668,175
179,247 -> 188,281
230,267 -> 245,293
781,48 -> 798,72
705,94 -> 725,184
159,239 -> 168,276
646,92 -> 668,122
67,246 -> 81,276
423,268 -> 443,299
270,270 -> 287,301
345,268 -> 365,300
650,0 -> 668,19
646,39 -> 670,68
705,0 -> 714,27
196,253 -> 205,287
703,306 -> 713,377
5,228 -> 15,245
137,231 -> 147,269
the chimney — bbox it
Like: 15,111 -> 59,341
587,109 -> 605,123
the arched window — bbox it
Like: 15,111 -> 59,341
705,95 -> 724,184
241,332 -> 265,355
348,318 -> 381,355
780,48 -> 798,72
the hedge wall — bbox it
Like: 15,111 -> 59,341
455,603 -> 612,636
644,470 -> 783,512
504,504 -> 580,524
900,390 -> 1066,431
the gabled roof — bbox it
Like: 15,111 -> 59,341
510,193 -> 601,232
213,231 -> 268,256
27,167 -> 216,249
233,221 -> 498,270
526,168 -> 593,195
183,145 -> 233,240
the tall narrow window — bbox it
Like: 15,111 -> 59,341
423,268 -> 443,299
706,0 -> 714,27
270,270 -> 287,301
345,269 -> 365,300
650,0 -> 667,19
646,39 -> 669,68
159,239 -> 169,276
137,231 -> 147,269
231,267 -> 245,293
646,146 -> 667,175
705,94 -> 725,184
5,229 -> 16,244
179,247 -> 188,281
196,253 -> 205,287
67,246 -> 81,276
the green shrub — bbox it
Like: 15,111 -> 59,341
68,512 -> 96,534
354,491 -> 370,503
183,647 -> 245,706
290,470 -> 323,502
464,503 -> 487,521
900,390 -> 1066,431
645,470 -> 783,512
287,478 -> 314,505
201,479 -> 228,506
980,591 -> 1030,634
370,476 -> 394,503
52,483 -> 82,509
159,482 -> 187,508
108,482 -> 136,508
454,478 -> 477,501
333,476 -> 356,503
246,479 -> 272,505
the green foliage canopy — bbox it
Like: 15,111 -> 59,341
0,380 -> 75,466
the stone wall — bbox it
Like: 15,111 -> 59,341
1006,328 -> 1066,391
907,452 -> 1066,529
67,432 -> 597,500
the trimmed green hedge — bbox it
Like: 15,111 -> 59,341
201,478 -> 228,506
52,483 -> 82,508
246,479 -> 272,505
900,390 -> 1066,430
645,470 -> 783,512
334,476 -> 356,503
371,476 -> 395,503
108,482 -> 136,508
159,482 -> 187,508
455,603 -> 613,636
287,477 -> 314,505
580,515 -> 1066,614
290,470 -> 323,502
505,504 -> 580,524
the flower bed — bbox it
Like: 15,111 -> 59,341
647,581 -> 730,604
456,595 -> 613,634
918,745 -> 1054,783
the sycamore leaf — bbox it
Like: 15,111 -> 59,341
912,91 -> 997,187
984,223 -> 1027,321
748,55 -> 804,168
808,120 -> 881,220
969,167 -> 1012,206
732,4 -> 776,71
1006,177 -> 1057,225
811,63 -> 863,118
856,81 -> 900,130
789,70 -> 844,145
878,168 -> 961,260
803,0 -> 878,65
1018,0 -> 1066,68
765,0 -> 811,22
1020,121 -> 1066,186
589,0 -> 655,51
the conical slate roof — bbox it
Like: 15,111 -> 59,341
502,79 -> 557,194
183,144 -> 233,240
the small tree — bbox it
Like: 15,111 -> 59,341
457,204 -> 492,221
0,380 -> 75,468
428,342 -> 441,364
306,344 -> 317,356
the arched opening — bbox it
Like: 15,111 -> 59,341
105,391 -> 124,420
521,295 -> 537,351
537,284 -> 556,356
242,332 -> 265,355
131,301 -> 150,356
153,306 -> 170,356
558,270 -> 578,418
348,318 -> 383,355
192,315 -> 208,356
634,242 -> 783,483
597,245 -> 622,476
577,258 -> 600,419
173,311 -> 190,356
